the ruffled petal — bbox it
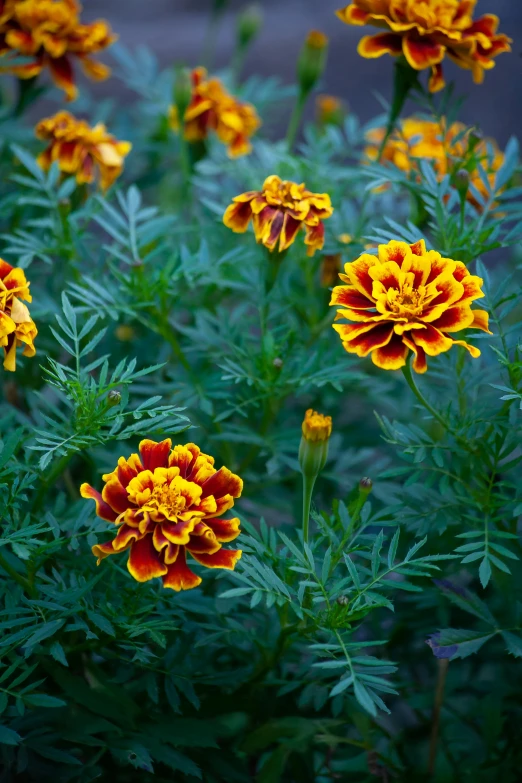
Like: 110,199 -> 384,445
358,33 -> 403,59
201,467 -> 243,501
127,534 -> 168,582
102,476 -> 130,514
190,548 -> 242,570
80,483 -> 118,523
162,548 -> 202,591
470,309 -> 492,333
205,517 -> 241,543
402,34 -> 445,71
139,438 -> 172,471
412,324 -> 454,356
371,333 -> 409,371
429,305 -> 475,333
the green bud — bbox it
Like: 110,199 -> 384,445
298,409 -> 332,479
237,4 -> 263,49
454,169 -> 470,198
107,389 -> 122,407
273,357 -> 283,370
297,30 -> 329,95
336,594 -> 349,606
359,477 -> 373,495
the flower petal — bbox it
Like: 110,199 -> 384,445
335,322 -> 395,357
162,518 -> 199,545
223,201 -> 253,233
429,305 -> 475,333
344,253 -> 379,299
190,548 -> 242,570
162,548 -> 202,591
80,483 -> 118,523
102,476 -> 130,514
403,335 -> 428,374
470,309 -> 492,333
402,34 -> 445,71
186,523 -> 221,555
139,438 -> 172,471
412,324 -> 454,356
201,467 -> 243,501
371,333 -> 409,371
205,517 -> 241,543
329,286 -> 375,310
127,534 -> 168,582
358,33 -> 403,59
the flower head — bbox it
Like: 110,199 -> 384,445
0,259 -> 37,372
169,67 -> 260,158
330,239 -> 491,373
365,117 -> 504,209
35,111 -> 131,191
316,94 -> 346,126
302,409 -> 332,442
81,439 -> 243,592
0,0 -> 116,100
223,175 -> 334,256
336,1 -> 511,93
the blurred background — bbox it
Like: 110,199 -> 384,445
85,0 -> 522,144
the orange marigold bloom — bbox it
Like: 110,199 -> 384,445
223,175 -> 334,257
330,239 -> 491,374
336,1 -> 511,93
0,258 -> 37,372
81,439 -> 243,592
0,0 -> 116,101
365,117 -> 504,208
169,67 -> 260,158
35,111 -> 131,191
302,409 -> 332,442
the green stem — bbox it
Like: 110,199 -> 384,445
286,89 -> 308,152
302,473 -> 317,545
377,59 -> 419,162
401,360 -> 450,431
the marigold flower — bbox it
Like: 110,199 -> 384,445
336,1 -> 511,93
223,175 -> 334,257
169,67 -> 260,158
365,117 -> 504,209
0,258 -> 37,372
81,439 -> 243,592
302,409 -> 332,442
0,0 -> 116,101
330,239 -> 491,373
35,111 -> 131,191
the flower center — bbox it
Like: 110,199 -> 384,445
148,481 -> 187,521
388,284 -> 425,318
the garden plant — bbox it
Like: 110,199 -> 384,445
0,0 -> 521,781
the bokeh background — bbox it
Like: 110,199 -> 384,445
85,0 -> 522,144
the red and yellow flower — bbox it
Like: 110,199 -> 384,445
81,439 -> 243,592
169,67 -> 260,158
0,0 -> 116,101
0,258 -> 37,372
365,117 -> 504,208
336,1 -> 511,93
330,239 -> 490,373
35,111 -> 131,190
223,175 -> 334,257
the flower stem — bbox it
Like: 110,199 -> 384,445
286,90 -> 307,152
377,59 -> 419,161
401,360 -> 449,431
302,473 -> 317,545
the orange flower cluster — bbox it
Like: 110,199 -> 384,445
81,439 -> 243,592
169,67 -> 260,158
0,0 -> 116,100
35,111 -> 131,190
336,1 -> 511,93
0,259 -> 37,372
223,175 -> 334,257
365,117 -> 504,208
330,239 -> 490,373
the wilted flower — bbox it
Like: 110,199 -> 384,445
330,239 -> 491,373
336,1 -> 511,93
0,0 -> 116,101
35,111 -> 131,191
0,259 -> 37,372
81,439 -> 243,592
365,117 -> 504,208
169,67 -> 260,158
223,175 -> 334,256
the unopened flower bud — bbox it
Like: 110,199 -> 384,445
359,477 -> 373,495
299,409 -> 332,479
273,357 -> 283,369
337,594 -> 349,606
454,169 -> 470,197
316,94 -> 345,127
298,30 -> 329,95
115,324 -> 135,342
107,389 -> 121,407
237,4 -> 263,49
